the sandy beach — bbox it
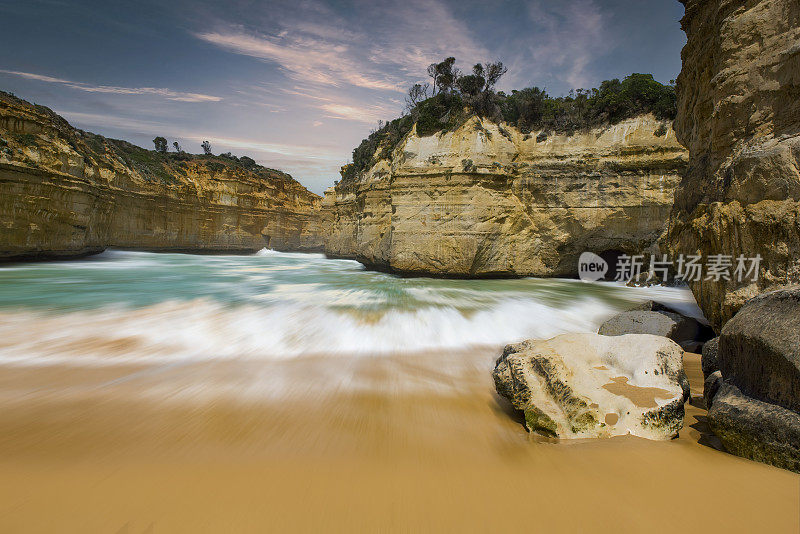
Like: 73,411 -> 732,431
2,0 -> 799,529
0,350 -> 797,533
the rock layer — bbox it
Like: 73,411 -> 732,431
0,92 -> 323,260
667,0 -> 800,330
493,333 -> 690,440
324,115 -> 686,277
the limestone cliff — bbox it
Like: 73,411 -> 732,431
0,92 -> 322,260
667,0 -> 800,329
323,114 -> 686,277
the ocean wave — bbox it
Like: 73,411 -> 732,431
0,296 -> 621,366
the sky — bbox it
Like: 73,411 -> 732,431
0,0 -> 686,194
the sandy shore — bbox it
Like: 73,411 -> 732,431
0,350 -> 797,532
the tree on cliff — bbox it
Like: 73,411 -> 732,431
427,57 -> 458,95
152,136 -> 167,153
341,59 -> 676,185
201,140 -> 212,155
172,141 -> 182,153
405,83 -> 429,112
456,61 -> 507,120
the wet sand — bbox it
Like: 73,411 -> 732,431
0,350 -> 797,532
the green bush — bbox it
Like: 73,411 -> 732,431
415,92 -> 463,136
340,64 -> 676,186
343,115 -> 414,183
500,74 -> 676,134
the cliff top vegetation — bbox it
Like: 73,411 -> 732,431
0,90 -> 305,189
341,58 -> 677,184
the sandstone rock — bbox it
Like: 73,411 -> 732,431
0,92 -> 323,260
707,381 -> 800,473
324,114 -> 686,277
597,310 -> 701,349
667,0 -> 800,330
492,333 -> 689,440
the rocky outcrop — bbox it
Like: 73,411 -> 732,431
704,287 -> 800,471
598,310 -> 701,348
0,92 -> 323,260
492,333 -> 690,440
323,115 -> 686,277
597,301 -> 713,351
667,0 -> 800,330
706,381 -> 800,472
701,336 -> 720,378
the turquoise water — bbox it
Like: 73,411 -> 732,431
0,249 -> 703,364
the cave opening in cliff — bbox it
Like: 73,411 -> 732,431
598,249 -> 625,281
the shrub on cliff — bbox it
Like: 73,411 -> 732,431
415,92 -> 464,136
340,60 -> 676,185
343,115 -> 414,183
500,73 -> 676,133
152,136 -> 168,153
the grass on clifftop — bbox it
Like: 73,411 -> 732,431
341,59 -> 676,184
0,90 -> 304,189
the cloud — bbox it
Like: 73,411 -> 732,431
320,103 -> 397,124
57,111 -> 173,135
59,110 -> 342,159
504,0 -> 608,90
188,134 -> 343,161
363,0 -> 492,79
193,0 -> 491,95
195,30 -> 404,91
0,70 -> 222,102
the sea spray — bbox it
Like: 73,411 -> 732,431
0,250 -> 704,365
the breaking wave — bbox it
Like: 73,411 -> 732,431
0,249 -> 704,366
0,297 -> 617,365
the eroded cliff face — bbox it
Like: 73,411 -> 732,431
666,0 -> 800,330
323,115 -> 686,277
0,92 -> 323,260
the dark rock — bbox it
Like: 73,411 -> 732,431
718,286 -> 800,413
707,381 -> 800,473
681,340 -> 705,354
704,370 -> 722,409
598,310 -> 700,348
702,287 -> 800,472
701,337 -> 719,378
625,272 -> 663,287
626,300 -> 680,313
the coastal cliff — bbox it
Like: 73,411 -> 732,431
0,92 -> 323,260
323,114 -> 686,277
667,0 -> 800,330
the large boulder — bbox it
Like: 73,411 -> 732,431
705,286 -> 800,471
598,308 -> 704,350
707,382 -> 800,472
716,287 -> 800,412
493,333 -> 689,440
